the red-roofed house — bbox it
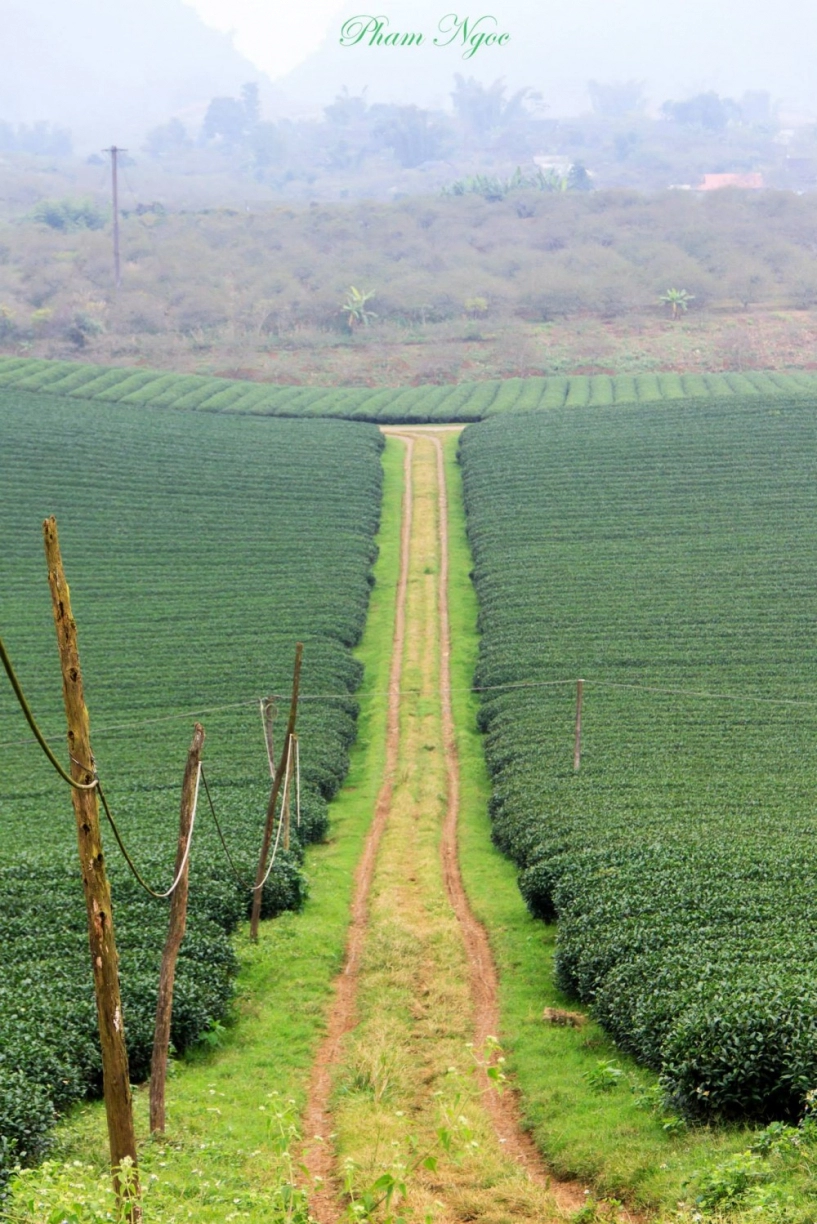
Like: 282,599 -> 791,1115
699,173 -> 764,190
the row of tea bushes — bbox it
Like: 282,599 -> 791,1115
460,398 -> 817,1120
0,394 -> 384,1179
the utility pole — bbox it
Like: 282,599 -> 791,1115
103,146 -> 126,290
43,516 -> 140,1219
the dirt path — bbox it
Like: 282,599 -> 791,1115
301,432 -> 589,1223
300,436 -> 414,1220
430,434 -> 584,1206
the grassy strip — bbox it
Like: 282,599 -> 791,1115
442,431 -> 817,1222
327,434 -> 565,1224
4,437 -> 405,1224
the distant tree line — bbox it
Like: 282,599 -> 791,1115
133,76 -> 794,196
0,121 -> 72,157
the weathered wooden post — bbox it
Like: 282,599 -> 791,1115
150,722 -> 205,1134
43,516 -> 140,1218
261,697 -> 276,780
250,643 -> 303,940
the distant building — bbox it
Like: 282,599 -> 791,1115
699,172 -> 764,190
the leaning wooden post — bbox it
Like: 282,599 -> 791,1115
282,734 -> 293,852
43,516 -> 141,1217
573,678 -> 584,773
149,722 -> 205,1134
261,697 -> 276,780
250,643 -> 303,941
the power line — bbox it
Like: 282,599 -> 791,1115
5,673 -> 817,757
97,770 -> 200,900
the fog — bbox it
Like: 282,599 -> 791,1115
277,0 -> 817,119
2,0 -> 816,150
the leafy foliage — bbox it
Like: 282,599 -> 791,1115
0,393 -> 384,1183
27,198 -> 106,232
1,357 -> 817,426
460,398 -> 817,1121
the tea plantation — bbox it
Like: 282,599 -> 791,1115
460,399 -> 817,1121
0,392 -> 383,1181
1,356 -> 816,423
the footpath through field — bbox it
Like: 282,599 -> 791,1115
301,431 -> 586,1224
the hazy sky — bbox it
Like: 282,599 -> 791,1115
184,0 -> 817,117
184,0 -> 346,81
5,0 -> 817,148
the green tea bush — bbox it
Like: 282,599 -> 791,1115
461,398 -> 817,1121
0,394 -> 384,1182
4,357 -> 817,425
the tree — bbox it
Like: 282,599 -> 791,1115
252,123 -> 285,178
0,121 -> 72,156
324,87 -> 369,126
202,96 -> 249,146
29,197 -> 106,231
372,105 -> 452,168
660,287 -> 695,319
341,287 -> 377,330
143,118 -> 191,159
202,83 -> 262,148
451,75 -> 541,136
567,162 -> 593,192
241,82 -> 261,129
588,80 -> 646,118
661,93 -> 740,132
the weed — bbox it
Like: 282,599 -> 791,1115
691,1151 -> 770,1211
583,1061 -> 625,1093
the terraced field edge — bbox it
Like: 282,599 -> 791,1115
2,356 -> 817,422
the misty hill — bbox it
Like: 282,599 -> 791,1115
280,0 -> 817,119
0,0 -> 284,150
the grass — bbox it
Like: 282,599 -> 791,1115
442,430 -> 817,1221
3,437 -> 405,1222
0,395 -> 384,1177
327,433 -> 566,1224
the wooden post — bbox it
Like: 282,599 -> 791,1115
250,643 -> 303,941
149,722 -> 205,1134
293,733 -> 300,829
261,697 -> 276,780
282,734 -> 292,852
42,517 -> 140,1217
573,678 -> 584,773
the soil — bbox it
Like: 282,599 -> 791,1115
300,436 -> 414,1221
31,308 -> 817,387
298,430 -> 631,1223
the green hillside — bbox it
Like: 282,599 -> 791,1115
1,356 -> 816,422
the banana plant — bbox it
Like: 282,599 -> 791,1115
659,287 -> 695,319
341,286 -> 377,330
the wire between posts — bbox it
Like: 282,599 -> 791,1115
97,767 -> 201,900
258,735 -> 292,889
0,635 -> 98,790
200,742 -> 293,895
200,764 -> 256,891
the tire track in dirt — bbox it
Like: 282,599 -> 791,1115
300,436 -> 414,1223
302,430 -> 636,1224
429,434 -> 588,1215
